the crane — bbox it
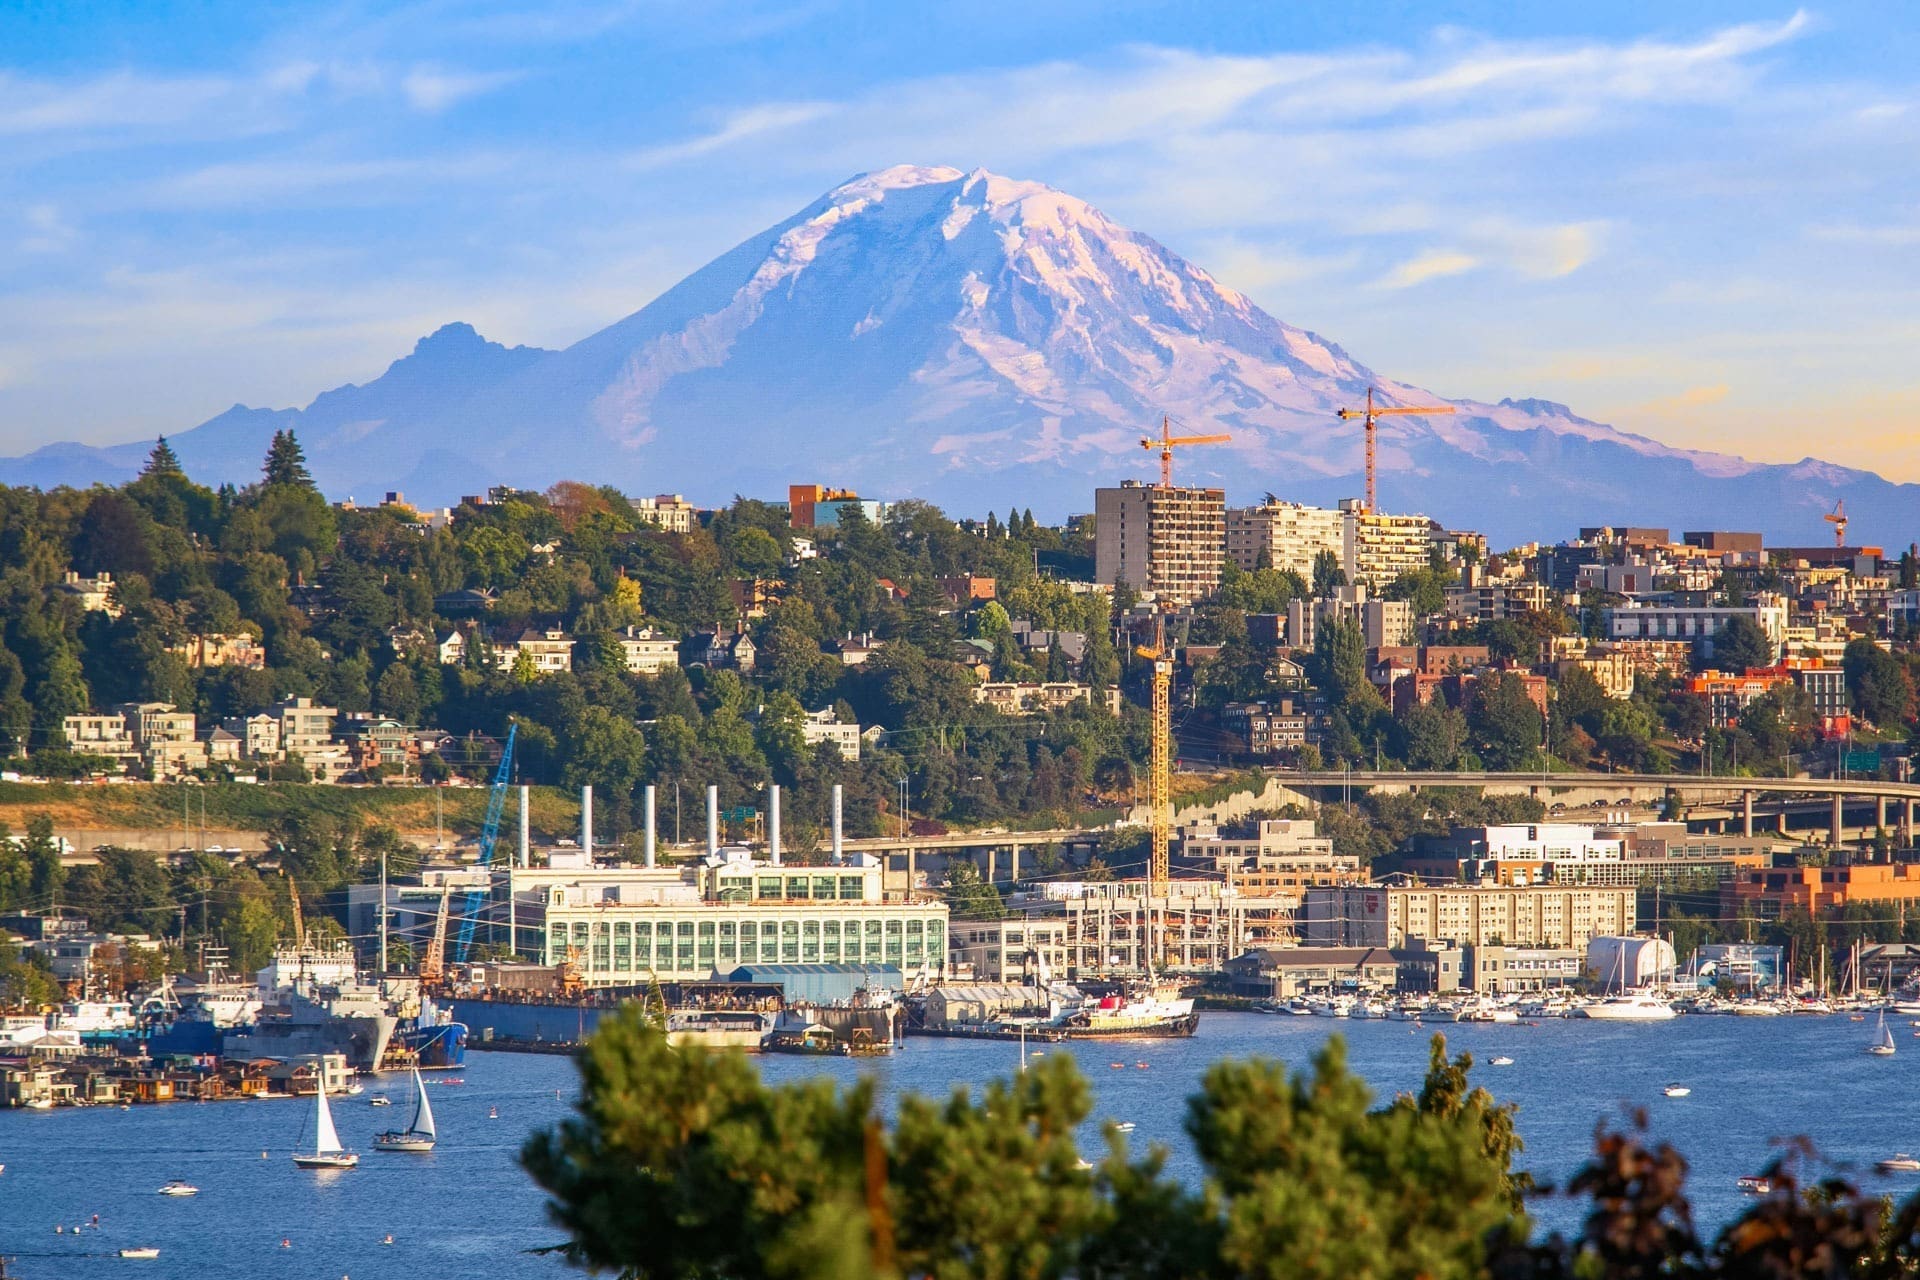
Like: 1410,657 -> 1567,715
1133,615 -> 1174,963
1825,500 -> 1848,548
453,722 -> 518,966
284,872 -> 305,951
1139,414 -> 1230,488
1334,387 -> 1456,513
419,884 -> 452,987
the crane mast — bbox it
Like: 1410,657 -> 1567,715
1334,387 -> 1456,512
453,722 -> 518,966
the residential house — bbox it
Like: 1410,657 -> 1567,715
496,628 -> 575,676
937,575 -> 997,607
974,681 -> 1122,717
614,626 -> 681,675
223,714 -> 281,760
337,716 -> 414,775
833,634 -> 885,666
60,713 -> 138,762
800,708 -> 862,761
629,494 -> 699,534
686,630 -> 757,672
435,630 -> 467,666
169,633 -> 266,669
269,697 -> 337,756
56,570 -> 120,617
1220,698 -> 1319,759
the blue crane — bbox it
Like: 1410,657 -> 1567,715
453,722 -> 517,965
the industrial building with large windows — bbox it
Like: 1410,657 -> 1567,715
538,852 -> 949,984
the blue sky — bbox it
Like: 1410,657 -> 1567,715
2,2 -> 1917,479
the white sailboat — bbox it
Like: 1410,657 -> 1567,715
372,1067 -> 437,1153
291,1081 -> 359,1169
1868,1010 -> 1897,1057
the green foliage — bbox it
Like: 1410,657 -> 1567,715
941,857 -> 1005,920
1845,637 -> 1916,728
1710,614 -> 1774,672
525,1016 -> 1528,1280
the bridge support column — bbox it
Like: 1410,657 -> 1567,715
986,848 -> 997,884
1742,792 -> 1754,838
1778,811 -> 1790,836
1905,801 -> 1916,848
1010,842 -> 1021,883
907,845 -> 916,892
1878,797 -> 1890,836
1831,793 -> 1845,847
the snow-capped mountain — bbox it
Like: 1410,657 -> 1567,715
2,163 -> 1911,546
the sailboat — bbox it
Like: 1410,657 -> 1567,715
1869,1010 -> 1898,1057
372,1067 -> 437,1153
291,1081 -> 359,1169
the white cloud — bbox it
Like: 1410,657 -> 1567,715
401,66 -> 523,112
626,101 -> 837,169
1374,249 -> 1479,289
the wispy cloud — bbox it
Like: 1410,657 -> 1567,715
626,102 -> 836,170
401,66 -> 524,112
1375,249 -> 1479,289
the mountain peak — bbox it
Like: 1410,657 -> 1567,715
414,321 -> 490,355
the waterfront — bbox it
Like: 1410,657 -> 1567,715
4,1013 -> 1920,1276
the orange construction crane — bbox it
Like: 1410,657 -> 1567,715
1334,387 -> 1456,513
1139,414 -> 1230,489
1825,500 -> 1848,548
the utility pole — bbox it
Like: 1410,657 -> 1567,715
378,845 -> 388,975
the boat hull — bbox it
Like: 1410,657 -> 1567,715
1054,1012 -> 1199,1039
372,1134 -> 435,1152
292,1153 -> 359,1169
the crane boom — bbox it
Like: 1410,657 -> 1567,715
1824,500 -> 1848,548
1139,414 -> 1230,488
1333,387 -> 1456,512
453,722 -> 518,966
420,884 -> 452,986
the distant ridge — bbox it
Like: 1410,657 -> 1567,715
3,165 -> 1913,547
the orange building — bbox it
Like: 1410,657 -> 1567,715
1723,862 -> 1920,920
788,484 -> 861,529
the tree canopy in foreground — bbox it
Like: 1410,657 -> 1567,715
525,1011 -> 1920,1279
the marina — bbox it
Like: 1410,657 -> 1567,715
7,1012 -> 1920,1276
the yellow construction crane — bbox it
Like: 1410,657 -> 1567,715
1334,387 -> 1456,512
419,884 -> 452,987
1826,499 -> 1848,548
1134,615 -> 1174,950
1140,414 -> 1230,489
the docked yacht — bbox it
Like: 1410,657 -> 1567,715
1574,992 -> 1677,1021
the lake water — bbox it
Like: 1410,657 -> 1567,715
2,1011 -> 1915,1277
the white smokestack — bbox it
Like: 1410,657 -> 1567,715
706,785 -> 719,857
644,784 -> 656,869
769,785 -> 782,865
581,785 -> 593,858
832,784 -> 844,864
518,785 -> 530,867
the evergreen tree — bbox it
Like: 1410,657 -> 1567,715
263,429 -> 314,489
142,436 -> 183,478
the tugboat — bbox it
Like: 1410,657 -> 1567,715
1053,985 -> 1198,1039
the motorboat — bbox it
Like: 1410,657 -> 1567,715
118,1247 -> 161,1260
1489,1056 -> 1515,1067
291,1082 -> 358,1169
1662,1084 -> 1691,1098
156,1180 -> 199,1196
1736,1175 -> 1772,1195
368,1094 -> 393,1107
1574,992 -> 1677,1021
371,1066 -> 437,1153
1112,1121 -> 1136,1133
1878,1154 -> 1920,1174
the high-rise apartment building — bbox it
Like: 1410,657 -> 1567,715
1094,481 -> 1226,606
1225,499 -> 1345,579
1341,499 -> 1439,588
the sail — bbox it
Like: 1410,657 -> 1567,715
410,1067 -> 435,1138
313,1083 -> 342,1154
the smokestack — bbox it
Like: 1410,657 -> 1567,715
581,785 -> 594,858
517,785 -> 530,867
706,785 -> 719,857
644,784 -> 656,869
769,785 -> 782,865
832,784 -> 844,864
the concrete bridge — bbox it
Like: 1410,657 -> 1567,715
1272,770 -> 1920,846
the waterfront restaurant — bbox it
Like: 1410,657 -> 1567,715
539,849 -> 949,985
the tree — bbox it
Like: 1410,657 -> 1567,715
1312,548 -> 1346,598
263,429 -> 313,488
941,857 -> 1005,920
1469,673 -> 1543,771
1710,615 -> 1773,672
142,436 -> 183,478
524,1016 -> 1526,1280
1844,637 -> 1915,728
